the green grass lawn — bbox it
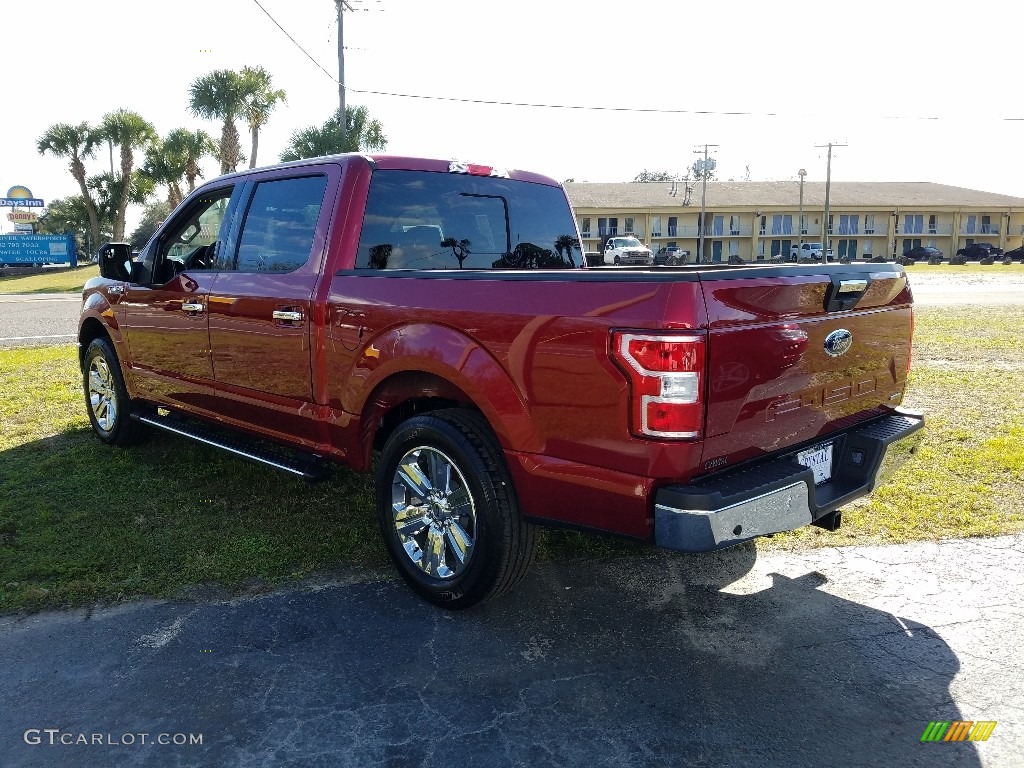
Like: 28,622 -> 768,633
0,265 -> 99,294
1,305 -> 1022,613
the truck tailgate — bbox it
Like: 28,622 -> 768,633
698,268 -> 913,469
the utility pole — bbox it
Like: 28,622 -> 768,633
693,144 -> 718,263
336,1 -> 353,150
797,168 -> 806,258
814,142 -> 847,262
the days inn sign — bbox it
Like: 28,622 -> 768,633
1,185 -> 45,207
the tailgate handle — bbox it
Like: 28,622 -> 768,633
837,279 -> 868,294
825,274 -> 872,312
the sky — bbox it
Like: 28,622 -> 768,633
3,0 -> 1023,235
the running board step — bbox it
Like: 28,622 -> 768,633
131,411 -> 332,481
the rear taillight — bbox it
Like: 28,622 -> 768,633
612,331 -> 706,440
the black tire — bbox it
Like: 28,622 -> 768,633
375,409 -> 536,609
83,337 -> 148,446
613,255 -> 621,265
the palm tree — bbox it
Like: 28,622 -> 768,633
100,109 -> 158,241
163,128 -> 216,193
143,129 -> 217,207
142,141 -> 185,208
279,105 -> 387,162
35,195 -> 113,256
239,65 -> 287,168
36,122 -> 104,252
189,69 -> 246,174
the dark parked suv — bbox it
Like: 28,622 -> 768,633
1003,245 -> 1024,262
956,242 -> 1003,261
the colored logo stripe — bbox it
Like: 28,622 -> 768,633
921,721 -> 996,742
969,722 -> 997,742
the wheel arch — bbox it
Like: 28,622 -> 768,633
363,371 -> 475,464
78,317 -> 112,371
347,322 -> 544,471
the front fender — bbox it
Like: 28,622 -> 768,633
78,284 -> 130,384
346,323 -> 542,454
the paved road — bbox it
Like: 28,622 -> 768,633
909,282 -> 1024,306
0,293 -> 80,347
2,536 -> 1021,768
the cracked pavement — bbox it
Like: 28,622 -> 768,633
2,535 -> 1021,767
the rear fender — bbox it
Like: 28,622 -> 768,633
351,323 -> 541,461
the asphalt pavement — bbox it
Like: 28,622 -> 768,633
0,293 -> 80,347
2,536 -> 1021,768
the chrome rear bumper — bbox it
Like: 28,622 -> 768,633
653,409 -> 925,553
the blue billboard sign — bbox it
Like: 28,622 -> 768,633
0,233 -> 77,267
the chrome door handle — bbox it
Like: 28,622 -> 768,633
273,310 -> 304,322
108,285 -> 125,295
181,302 -> 205,312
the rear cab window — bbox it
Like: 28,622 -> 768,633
355,170 -> 581,270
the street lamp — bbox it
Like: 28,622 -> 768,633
797,169 -> 806,259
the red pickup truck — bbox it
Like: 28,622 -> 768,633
80,154 -> 924,608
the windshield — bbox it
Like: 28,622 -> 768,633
616,237 -> 643,248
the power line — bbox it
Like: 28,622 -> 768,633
250,0 -> 336,83
251,0 -> 1024,123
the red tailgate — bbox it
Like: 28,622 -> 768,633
699,269 -> 913,469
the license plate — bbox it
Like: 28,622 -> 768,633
797,443 -> 833,485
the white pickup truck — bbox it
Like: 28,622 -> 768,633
602,236 -> 653,266
791,242 -> 835,261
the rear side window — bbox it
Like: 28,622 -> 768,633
355,170 -> 581,269
233,175 -> 328,272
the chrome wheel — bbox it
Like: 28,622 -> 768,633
391,446 -> 476,580
88,356 -> 117,432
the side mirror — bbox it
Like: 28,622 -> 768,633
98,242 -> 134,282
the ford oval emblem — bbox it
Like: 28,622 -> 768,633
824,329 -> 853,357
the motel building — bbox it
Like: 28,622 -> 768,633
564,181 -> 1024,262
